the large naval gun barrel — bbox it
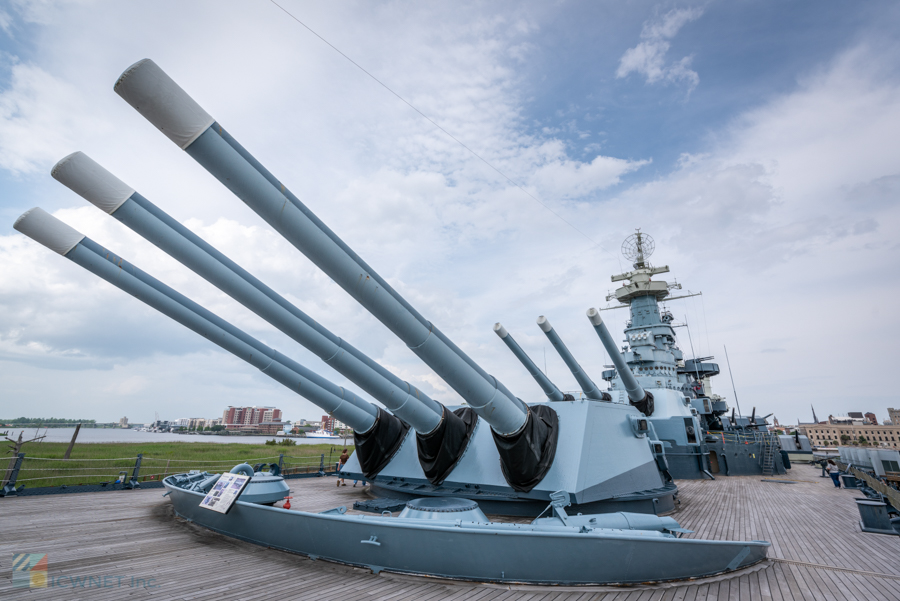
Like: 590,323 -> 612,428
51,152 -> 443,436
586,308 -> 653,415
113,59 -> 527,436
537,316 -> 609,401
113,59 -> 559,491
493,323 -> 565,402
12,209 -> 419,470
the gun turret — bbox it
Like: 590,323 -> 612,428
113,59 -> 558,492
493,323 -> 566,402
12,209 -> 411,458
586,308 -> 653,416
10,62 -> 688,512
537,316 -> 609,401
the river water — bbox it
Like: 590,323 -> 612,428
2,427 -> 352,446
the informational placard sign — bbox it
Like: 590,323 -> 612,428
199,473 -> 251,514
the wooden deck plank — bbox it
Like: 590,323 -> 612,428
2,466 -> 899,600
675,466 -> 900,578
825,570 -> 863,601
753,568 -> 769,601
659,588 -> 678,601
670,585 -> 690,601
832,569 -> 884,601
768,562 -> 795,601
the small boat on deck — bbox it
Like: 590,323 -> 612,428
163,469 -> 769,585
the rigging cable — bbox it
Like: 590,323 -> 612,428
683,315 -> 702,384
267,0 -> 620,266
690,295 -> 704,358
700,292 -> 713,359
723,345 -> 743,419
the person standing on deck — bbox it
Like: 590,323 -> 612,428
338,448 -> 350,486
826,460 -> 842,488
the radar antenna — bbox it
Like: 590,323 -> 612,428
622,229 -> 655,268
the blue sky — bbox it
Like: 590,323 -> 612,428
521,1 -> 895,177
0,1 -> 899,425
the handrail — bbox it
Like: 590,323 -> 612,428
835,460 -> 900,509
22,456 -> 141,461
2,451 -> 339,493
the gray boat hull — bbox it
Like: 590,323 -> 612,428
164,480 -> 768,585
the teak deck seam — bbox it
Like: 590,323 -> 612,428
1,464 -> 898,600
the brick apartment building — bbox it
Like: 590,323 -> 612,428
321,415 -> 348,432
222,405 -> 283,434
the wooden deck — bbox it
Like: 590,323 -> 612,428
2,463 -> 898,600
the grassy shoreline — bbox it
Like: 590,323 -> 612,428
4,441 -> 354,489
9,441 -> 352,460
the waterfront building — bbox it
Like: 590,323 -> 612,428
320,415 -> 347,432
800,423 -> 900,448
221,405 -> 284,434
829,414 -> 864,425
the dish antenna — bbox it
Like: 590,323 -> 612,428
621,229 -> 654,268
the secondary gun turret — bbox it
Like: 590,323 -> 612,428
493,323 -> 567,402
537,316 -> 610,402
586,308 -> 653,415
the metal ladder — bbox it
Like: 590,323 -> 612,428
760,434 -> 776,476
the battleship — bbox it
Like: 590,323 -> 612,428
12,58 -> 795,507
9,57 -> 779,583
17,58 -> 680,517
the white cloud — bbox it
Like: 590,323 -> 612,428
616,7 -> 704,90
0,2 -> 647,420
527,143 -> 649,199
0,61 -> 110,174
0,10 -> 13,33
0,3 -> 898,426
5,0 -> 93,26
600,42 -> 900,419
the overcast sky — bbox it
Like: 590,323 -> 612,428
1,1 -> 898,425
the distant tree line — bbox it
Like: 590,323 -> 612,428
184,425 -> 226,432
265,438 -> 297,446
1,417 -> 98,428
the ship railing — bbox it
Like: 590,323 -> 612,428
705,430 -> 780,447
835,460 -> 900,509
1,449 -> 348,496
705,430 -> 781,471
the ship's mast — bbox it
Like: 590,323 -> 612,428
600,230 -> 691,394
631,230 -> 649,269
608,229 -> 678,305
